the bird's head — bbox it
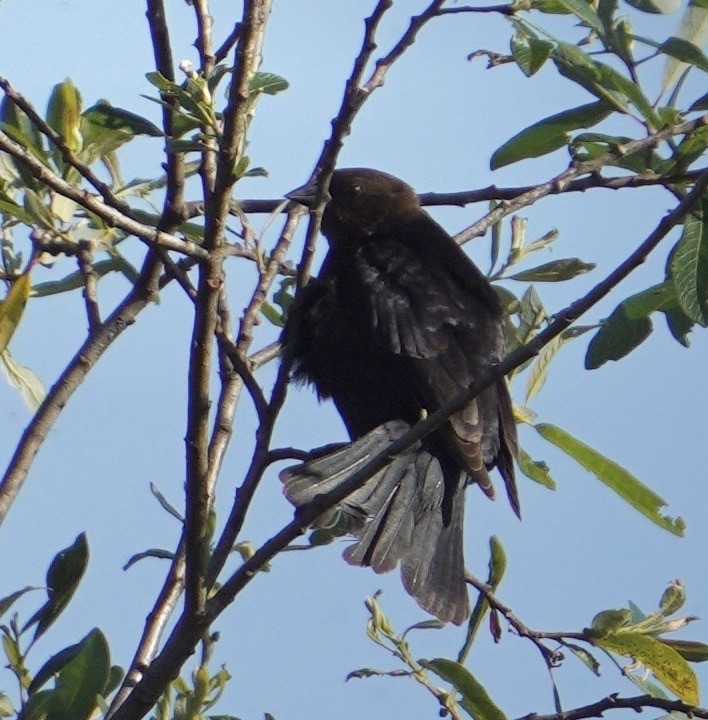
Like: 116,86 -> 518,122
287,168 -> 421,244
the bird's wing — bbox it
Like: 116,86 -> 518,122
349,222 -> 514,501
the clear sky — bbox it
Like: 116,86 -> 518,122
0,2 -> 706,719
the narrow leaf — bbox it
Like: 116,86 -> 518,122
516,447 -> 556,489
0,272 -> 31,354
0,350 -> 45,410
421,658 -> 507,720
566,643 -> 601,675
248,72 -> 289,95
24,533 -> 89,641
0,586 -> 37,620
535,423 -> 685,535
491,101 -> 613,169
509,258 -> 595,282
662,1 -> 708,91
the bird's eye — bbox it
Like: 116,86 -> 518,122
352,185 -> 362,195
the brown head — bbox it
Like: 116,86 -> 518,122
287,168 -> 422,244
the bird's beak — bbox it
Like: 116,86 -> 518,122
285,180 -> 328,208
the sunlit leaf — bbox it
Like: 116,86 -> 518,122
535,423 -> 685,535
510,30 -> 554,77
516,447 -> 556,488
595,632 -> 699,704
46,78 -> 83,153
662,0 -> 708,91
0,350 -> 45,410
0,272 -> 31,354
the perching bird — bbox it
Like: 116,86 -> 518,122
280,168 -> 518,625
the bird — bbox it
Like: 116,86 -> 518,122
280,168 -> 518,625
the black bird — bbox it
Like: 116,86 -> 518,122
281,168 -> 518,625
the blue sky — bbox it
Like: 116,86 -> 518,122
0,2 -> 706,719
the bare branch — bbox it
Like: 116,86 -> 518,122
76,241 -> 102,333
516,695 -> 708,720
183,0 -> 272,621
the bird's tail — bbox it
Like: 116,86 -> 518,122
280,421 -> 470,625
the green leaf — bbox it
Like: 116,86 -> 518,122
0,349 -> 45,410
558,0 -> 605,32
421,658 -> 507,720
46,629 -> 110,720
584,306 -> 653,368
535,423 -> 685,535
248,72 -> 289,96
0,195 -> 36,225
588,607 -> 634,636
510,31 -> 554,77
624,0 -> 681,12
46,78 -> 83,153
669,206 -> 708,324
662,639 -> 708,663
659,37 -> 708,71
525,333 -> 565,403
490,101 -> 612,169
24,533 -> 89,641
0,585 -> 37,620
82,100 -> 162,137
150,482 -> 184,521
594,632 -> 699,704
509,258 -> 595,282
261,301 -> 285,328
0,272 -> 31,354
0,693 -> 13,717
566,643 -> 601,675
458,537 -> 507,663
20,690 -> 55,720
516,447 -> 556,488
688,90 -> 708,110
28,642 -> 84,695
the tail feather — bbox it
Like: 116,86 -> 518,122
280,421 -> 470,625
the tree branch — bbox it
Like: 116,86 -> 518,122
515,694 -> 708,720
